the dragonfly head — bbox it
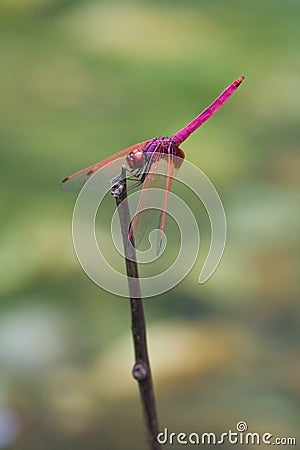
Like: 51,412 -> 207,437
126,148 -> 146,169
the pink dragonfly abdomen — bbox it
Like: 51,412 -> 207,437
172,76 -> 244,144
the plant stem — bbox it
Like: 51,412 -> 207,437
114,166 -> 161,450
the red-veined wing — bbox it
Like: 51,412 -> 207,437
61,141 -> 149,191
130,148 -> 184,253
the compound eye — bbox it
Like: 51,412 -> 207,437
127,149 -> 145,169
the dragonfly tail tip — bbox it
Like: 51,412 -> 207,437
234,75 -> 245,88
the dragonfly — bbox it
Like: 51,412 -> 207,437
61,76 -> 244,251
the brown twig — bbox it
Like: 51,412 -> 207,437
113,166 -> 161,450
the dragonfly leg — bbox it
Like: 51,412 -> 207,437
127,171 -> 147,190
126,167 -> 144,181
110,166 -> 145,197
126,158 -> 152,191
111,157 -> 152,196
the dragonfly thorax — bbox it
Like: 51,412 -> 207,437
149,136 -> 175,149
144,137 -> 178,157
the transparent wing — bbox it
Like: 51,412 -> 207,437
61,141 -> 149,191
130,151 -> 178,251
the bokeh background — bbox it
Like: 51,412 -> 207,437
0,0 -> 299,449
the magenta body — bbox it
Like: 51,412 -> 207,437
124,77 -> 245,172
172,76 -> 244,144
61,76 -> 244,192
140,137 -> 184,169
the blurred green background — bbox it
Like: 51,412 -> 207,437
0,0 -> 299,449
